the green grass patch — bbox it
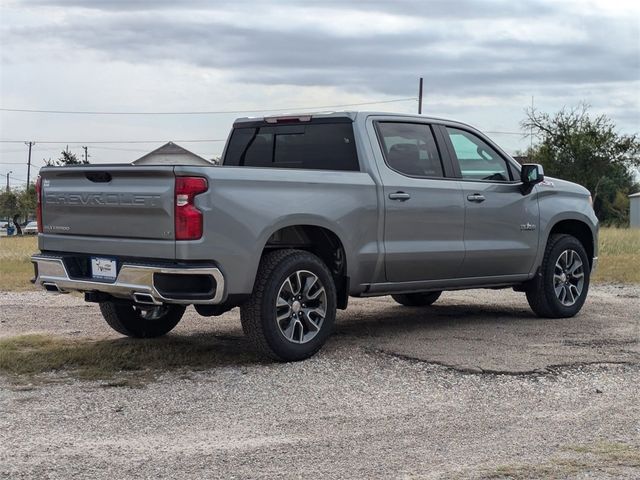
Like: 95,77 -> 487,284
0,333 -> 255,385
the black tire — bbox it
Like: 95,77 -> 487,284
240,249 -> 337,362
392,291 -> 442,307
526,234 -> 590,318
99,302 -> 186,338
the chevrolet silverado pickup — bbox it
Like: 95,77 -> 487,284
32,112 -> 599,361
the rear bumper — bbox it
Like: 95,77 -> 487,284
31,254 -> 225,305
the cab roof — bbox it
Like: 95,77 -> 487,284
233,111 -> 455,127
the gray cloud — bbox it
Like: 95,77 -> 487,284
6,7 -> 637,98
2,1 -> 638,110
26,0 -> 556,19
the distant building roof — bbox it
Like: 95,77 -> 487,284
132,142 -> 213,166
629,192 -> 640,198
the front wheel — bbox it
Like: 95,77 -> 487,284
240,249 -> 337,361
99,302 -> 186,338
526,234 -> 590,318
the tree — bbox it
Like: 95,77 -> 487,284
0,191 -> 18,220
522,103 -> 640,226
0,190 -> 22,233
0,187 -> 36,233
47,147 -> 89,166
17,186 -> 37,220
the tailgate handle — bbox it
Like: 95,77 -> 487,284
85,172 -> 112,183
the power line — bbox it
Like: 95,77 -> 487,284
0,138 -> 227,144
0,148 -> 28,154
83,145 -> 151,153
0,146 -> 65,154
0,97 -> 417,116
0,132 -> 530,145
1,174 -> 27,184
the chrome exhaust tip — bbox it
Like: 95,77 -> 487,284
132,292 -> 161,306
42,282 -> 61,292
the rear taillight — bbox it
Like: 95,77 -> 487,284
35,175 -> 43,233
175,176 -> 208,240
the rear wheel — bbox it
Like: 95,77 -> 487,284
392,291 -> 442,307
526,234 -> 590,318
99,302 -> 185,338
240,249 -> 336,361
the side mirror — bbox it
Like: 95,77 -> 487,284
520,163 -> 544,194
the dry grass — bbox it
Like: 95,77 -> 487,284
0,228 -> 638,292
0,235 -> 38,291
482,442 -> 640,479
0,333 -> 254,385
592,227 -> 640,284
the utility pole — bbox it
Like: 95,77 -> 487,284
418,77 -> 423,114
82,146 -> 89,163
6,171 -> 12,192
25,141 -> 35,189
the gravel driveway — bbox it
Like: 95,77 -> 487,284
1,285 -> 639,479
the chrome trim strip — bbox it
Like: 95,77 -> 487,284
31,255 -> 225,305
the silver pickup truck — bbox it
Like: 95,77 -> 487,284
32,111 -> 599,361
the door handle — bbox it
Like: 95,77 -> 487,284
389,192 -> 411,201
466,193 -> 485,203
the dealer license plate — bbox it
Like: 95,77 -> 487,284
91,257 -> 117,280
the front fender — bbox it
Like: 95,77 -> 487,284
533,186 -> 599,273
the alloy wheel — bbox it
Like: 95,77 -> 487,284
275,270 -> 327,344
553,249 -> 585,307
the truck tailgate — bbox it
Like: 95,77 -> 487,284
39,165 -> 176,257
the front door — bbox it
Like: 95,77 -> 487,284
374,121 -> 466,282
442,126 -> 540,277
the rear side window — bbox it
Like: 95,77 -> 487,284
224,123 -> 359,171
376,122 -> 444,178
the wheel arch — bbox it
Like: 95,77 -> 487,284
547,219 -> 595,268
256,221 -> 351,309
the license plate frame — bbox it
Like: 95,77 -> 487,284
91,257 -> 117,281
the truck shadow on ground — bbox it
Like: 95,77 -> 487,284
334,301 -> 537,337
3,300 -> 629,383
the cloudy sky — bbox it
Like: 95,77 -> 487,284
1,0 -> 639,186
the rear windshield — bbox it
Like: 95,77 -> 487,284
223,122 -> 359,171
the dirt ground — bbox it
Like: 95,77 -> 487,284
1,285 -> 639,479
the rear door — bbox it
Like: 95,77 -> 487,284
373,120 -> 465,282
439,126 -> 540,277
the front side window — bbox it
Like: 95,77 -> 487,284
446,127 -> 512,182
376,122 -> 444,178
